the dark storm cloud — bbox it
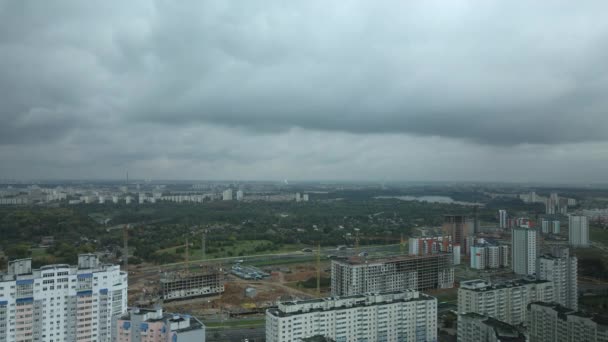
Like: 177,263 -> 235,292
2,0 -> 608,181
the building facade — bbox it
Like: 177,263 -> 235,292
266,290 -> 437,342
443,215 -> 474,256
527,302 -> 608,342
536,247 -> 578,310
331,254 -> 454,296
116,308 -> 205,342
470,245 -> 509,270
0,254 -> 128,342
569,215 -> 589,247
458,279 -> 554,325
457,313 -> 525,342
511,227 -> 537,275
408,236 -> 460,266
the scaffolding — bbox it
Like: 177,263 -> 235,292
160,268 -> 224,301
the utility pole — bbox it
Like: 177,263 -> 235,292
201,229 -> 207,261
185,237 -> 189,274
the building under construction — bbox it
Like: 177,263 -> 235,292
161,268 -> 224,301
331,253 -> 454,296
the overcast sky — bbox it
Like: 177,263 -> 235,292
1,1 -> 607,182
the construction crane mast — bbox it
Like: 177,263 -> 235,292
316,242 -> 321,296
122,224 -> 129,272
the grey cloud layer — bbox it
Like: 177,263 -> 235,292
1,1 -> 608,181
3,1 -> 608,146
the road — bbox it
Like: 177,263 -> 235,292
137,243 -> 402,272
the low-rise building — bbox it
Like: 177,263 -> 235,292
117,307 -> 205,342
458,313 -> 525,342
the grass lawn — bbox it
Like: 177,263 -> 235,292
248,256 -> 316,267
591,227 -> 608,245
205,318 -> 265,329
30,247 -> 49,257
156,240 -> 306,260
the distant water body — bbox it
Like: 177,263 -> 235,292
374,195 -> 481,206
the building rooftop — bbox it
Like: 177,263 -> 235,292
268,290 -> 435,318
460,278 -> 551,292
333,252 -> 452,266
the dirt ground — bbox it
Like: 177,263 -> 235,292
127,261 -> 328,316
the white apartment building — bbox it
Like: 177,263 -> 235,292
537,247 -> 578,310
528,302 -> 608,342
569,215 -> 589,247
541,219 -> 561,234
458,279 -> 554,325
0,254 -> 128,342
498,210 -> 507,229
511,227 -> 537,275
266,290 -> 437,342
236,190 -> 244,201
470,245 -> 509,270
222,189 -> 232,201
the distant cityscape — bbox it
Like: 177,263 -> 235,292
1,181 -> 608,341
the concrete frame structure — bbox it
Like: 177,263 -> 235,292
443,215 -> 474,256
331,253 -> 454,296
160,271 -> 224,302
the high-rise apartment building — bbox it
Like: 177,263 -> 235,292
443,215 -> 474,256
408,236 -> 454,257
569,215 -> 589,247
331,254 -> 454,296
541,219 -> 561,234
265,290 -> 437,342
511,227 -> 537,275
117,307 -> 205,342
470,245 -> 509,270
0,254 -> 128,342
236,190 -> 244,201
537,247 -> 578,310
458,279 -> 554,325
498,210 -> 508,229
528,302 -> 608,342
457,313 -> 525,342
